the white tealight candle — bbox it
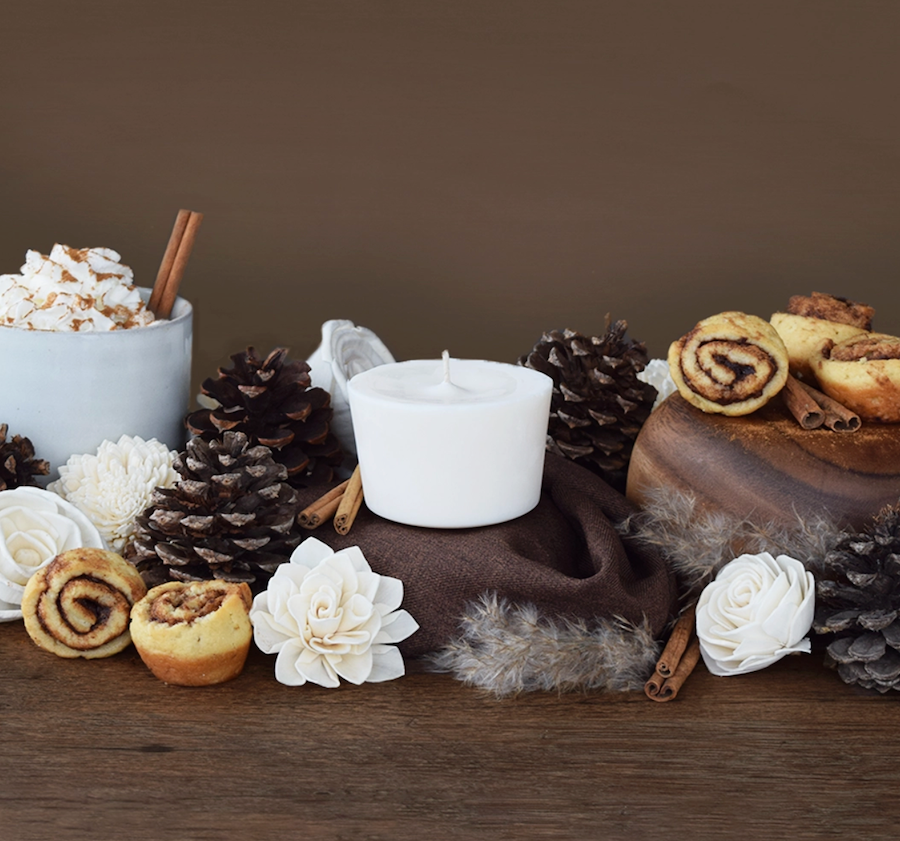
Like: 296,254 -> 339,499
348,353 -> 553,528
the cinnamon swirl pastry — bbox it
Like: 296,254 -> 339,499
812,332 -> 900,423
21,548 -> 147,659
771,292 -> 872,379
130,580 -> 253,686
668,311 -> 789,416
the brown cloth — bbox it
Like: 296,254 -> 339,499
298,454 -> 677,658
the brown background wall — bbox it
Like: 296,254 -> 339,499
3,1 -> 899,390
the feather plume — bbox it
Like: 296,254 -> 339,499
427,593 -> 660,697
618,485 -> 845,596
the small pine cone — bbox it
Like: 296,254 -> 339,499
185,347 -> 343,488
127,431 -> 303,588
813,505 -> 900,693
0,424 -> 50,490
519,321 -> 656,492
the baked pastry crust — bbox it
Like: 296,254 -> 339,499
785,292 -> 874,329
668,311 -> 789,416
130,580 -> 253,686
812,332 -> 900,423
21,548 -> 147,659
770,312 -> 866,380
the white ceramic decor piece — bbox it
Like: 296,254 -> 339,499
348,352 -> 553,528
0,290 -> 192,481
306,319 -> 395,456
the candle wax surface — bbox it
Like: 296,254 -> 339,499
350,358 -> 544,404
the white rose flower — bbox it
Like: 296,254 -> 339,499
696,552 -> 815,676
637,358 -> 677,410
48,435 -> 178,553
250,536 -> 419,688
0,486 -> 105,622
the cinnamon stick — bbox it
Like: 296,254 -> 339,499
149,209 -> 190,316
794,378 -> 860,432
782,375 -> 825,430
158,210 -> 202,319
334,465 -> 364,535
298,479 -> 350,529
647,638 -> 701,702
149,209 -> 203,319
655,604 -> 696,678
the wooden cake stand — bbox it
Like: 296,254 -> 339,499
626,392 -> 900,530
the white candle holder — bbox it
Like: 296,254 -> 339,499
348,355 -> 552,528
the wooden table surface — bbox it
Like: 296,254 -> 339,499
2,621 -> 898,841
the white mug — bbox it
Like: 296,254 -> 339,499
0,290 -> 192,480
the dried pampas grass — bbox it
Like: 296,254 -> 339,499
618,485 -> 845,596
427,593 -> 660,697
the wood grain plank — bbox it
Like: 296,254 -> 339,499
2,623 -> 900,840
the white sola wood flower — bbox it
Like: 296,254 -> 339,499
49,435 -> 178,553
0,486 -> 104,621
250,537 -> 419,687
696,551 -> 815,676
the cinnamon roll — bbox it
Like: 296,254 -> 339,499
668,311 -> 789,416
21,548 -> 147,659
130,580 -> 253,686
771,292 -> 872,379
812,332 -> 900,423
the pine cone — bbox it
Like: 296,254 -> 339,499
519,321 -> 656,492
814,505 -> 900,693
127,432 -> 303,588
0,424 -> 49,490
185,347 -> 343,487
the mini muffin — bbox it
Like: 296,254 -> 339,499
22,548 -> 147,659
130,580 -> 253,686
812,332 -> 900,423
771,292 -> 872,379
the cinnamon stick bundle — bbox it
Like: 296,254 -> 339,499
296,468 -> 365,535
781,374 -> 860,432
149,208 -> 203,319
795,378 -> 860,432
298,479 -> 350,528
645,604 -> 700,702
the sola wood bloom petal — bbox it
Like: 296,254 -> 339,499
249,537 -> 418,688
0,486 -> 105,622
49,435 -> 178,553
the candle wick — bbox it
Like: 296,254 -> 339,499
442,349 -> 451,384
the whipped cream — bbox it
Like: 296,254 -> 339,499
0,245 -> 155,331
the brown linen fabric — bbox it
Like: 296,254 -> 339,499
297,454 -> 678,658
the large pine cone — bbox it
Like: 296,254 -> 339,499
185,347 -> 343,487
519,321 -> 656,492
128,432 -> 303,588
814,505 -> 900,693
0,424 -> 49,490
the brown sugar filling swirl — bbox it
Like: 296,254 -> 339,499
668,312 -> 789,416
148,582 -> 232,625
